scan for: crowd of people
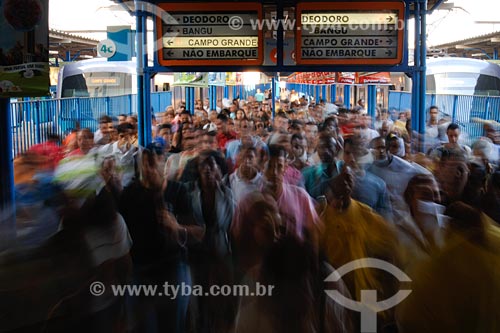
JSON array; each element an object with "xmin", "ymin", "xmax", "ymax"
[{"xmin": 2, "ymin": 92, "xmax": 500, "ymax": 333}]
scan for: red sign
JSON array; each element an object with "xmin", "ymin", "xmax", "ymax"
[{"xmin": 358, "ymin": 72, "xmax": 392, "ymax": 84}]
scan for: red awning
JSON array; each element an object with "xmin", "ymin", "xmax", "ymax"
[{"xmin": 357, "ymin": 72, "xmax": 391, "ymax": 84}]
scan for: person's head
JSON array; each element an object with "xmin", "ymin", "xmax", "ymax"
[
  {"xmin": 274, "ymin": 112, "xmax": 289, "ymax": 133},
  {"xmin": 312, "ymin": 105, "xmax": 325, "ymax": 123},
  {"xmin": 232, "ymin": 192, "xmax": 281, "ymax": 269},
  {"xmin": 323, "ymin": 116, "xmax": 339, "ymax": 137},
  {"xmin": 197, "ymin": 150, "xmax": 223, "ymax": 189},
  {"xmin": 386, "ymin": 133, "xmax": 402, "ymax": 157},
  {"xmin": 472, "ymin": 138, "xmax": 493, "ymax": 163},
  {"xmin": 216, "ymin": 113, "xmax": 229, "ymax": 133},
  {"xmin": 100, "ymin": 155, "xmax": 117, "ymax": 184},
  {"xmin": 77, "ymin": 128, "xmax": 94, "ymax": 154},
  {"xmin": 446, "ymin": 123, "xmax": 461, "ymax": 146},
  {"xmin": 357, "ymin": 99, "xmax": 365, "ymax": 108},
  {"xmin": 200, "ymin": 130, "xmax": 217, "ymax": 150},
  {"xmin": 304, "ymin": 122, "xmax": 318, "ymax": 148},
  {"xmin": 236, "ymin": 109, "xmax": 247, "ymax": 120},
  {"xmin": 164, "ymin": 108, "xmax": 175, "ymax": 124},
  {"xmin": 264, "ymin": 144, "xmax": 288, "ymax": 189},
  {"xmin": 126, "ymin": 115, "xmax": 138, "ymax": 128},
  {"xmin": 370, "ymin": 136, "xmax": 389, "ymax": 162},
  {"xmin": 288, "ymin": 119, "xmax": 304, "ymax": 135},
  {"xmin": 141, "ymin": 148, "xmax": 162, "ymax": 190},
  {"xmin": 118, "ymin": 114, "xmax": 128, "ymax": 125},
  {"xmin": 317, "ymin": 131, "xmax": 341, "ymax": 164},
  {"xmin": 254, "ymin": 118, "xmax": 266, "ymax": 134},
  {"xmin": 436, "ymin": 148, "xmax": 470, "ymax": 203},
  {"xmin": 429, "ymin": 106, "xmax": 439, "ymax": 124},
  {"xmin": 378, "ymin": 108, "xmax": 389, "ymax": 121},
  {"xmin": 180, "ymin": 110, "xmax": 192, "ymax": 125},
  {"xmin": 98, "ymin": 115, "xmax": 113, "ymax": 135},
  {"xmin": 328, "ymin": 166, "xmax": 354, "ymax": 210},
  {"xmin": 239, "ymin": 119, "xmax": 253, "ymax": 137},
  {"xmin": 181, "ymin": 125, "xmax": 196, "ymax": 150},
  {"xmin": 379, "ymin": 121, "xmax": 393, "ymax": 138},
  {"xmin": 484, "ymin": 123, "xmax": 500, "ymax": 145},
  {"xmin": 209, "ymin": 110, "xmax": 218, "ymax": 122},
  {"xmin": 404, "ymin": 174, "xmax": 441, "ymax": 218},
  {"xmin": 158, "ymin": 123, "xmax": 172, "ymax": 150},
  {"xmin": 291, "ymin": 133, "xmax": 307, "ymax": 161},
  {"xmin": 117, "ymin": 122, "xmax": 134, "ymax": 150},
  {"xmin": 342, "ymin": 137, "xmax": 358, "ymax": 169},
  {"xmin": 238, "ymin": 146, "xmax": 258, "ymax": 178}
]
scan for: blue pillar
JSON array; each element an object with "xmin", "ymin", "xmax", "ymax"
[
  {"xmin": 185, "ymin": 87, "xmax": 195, "ymax": 114},
  {"xmin": 367, "ymin": 85, "xmax": 377, "ymax": 120},
  {"xmin": 419, "ymin": 1, "xmax": 427, "ymax": 136},
  {"xmin": 494, "ymin": 47, "xmax": 498, "ymax": 60},
  {"xmin": 321, "ymin": 85, "xmax": 327, "ymax": 103},
  {"xmin": 411, "ymin": 0, "xmax": 427, "ymax": 136},
  {"xmin": 143, "ymin": 69, "xmax": 152, "ymax": 145},
  {"xmin": 135, "ymin": 1, "xmax": 146, "ymax": 147},
  {"xmin": 344, "ymin": 85, "xmax": 351, "ymax": 109},
  {"xmin": 209, "ymin": 85, "xmax": 217, "ymax": 111},
  {"xmin": 315, "ymin": 85, "xmax": 321, "ymax": 104},
  {"xmin": 330, "ymin": 84, "xmax": 336, "ymax": 103},
  {"xmin": 0, "ymin": 98, "xmax": 15, "ymax": 251},
  {"xmin": 224, "ymin": 86, "xmax": 229, "ymax": 99},
  {"xmin": 271, "ymin": 77, "xmax": 277, "ymax": 118}
]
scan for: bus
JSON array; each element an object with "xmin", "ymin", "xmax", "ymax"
[
  {"xmin": 426, "ymin": 57, "xmax": 500, "ymax": 96},
  {"xmin": 56, "ymin": 58, "xmax": 138, "ymax": 98},
  {"xmin": 56, "ymin": 58, "xmax": 173, "ymax": 98}
]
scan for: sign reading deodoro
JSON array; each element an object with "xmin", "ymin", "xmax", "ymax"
[{"xmin": 0, "ymin": 0, "xmax": 50, "ymax": 97}]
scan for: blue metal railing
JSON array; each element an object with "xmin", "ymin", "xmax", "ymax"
[
  {"xmin": 11, "ymin": 90, "xmax": 500, "ymax": 156},
  {"xmin": 10, "ymin": 92, "xmax": 172, "ymax": 156},
  {"xmin": 388, "ymin": 91, "xmax": 500, "ymax": 143}
]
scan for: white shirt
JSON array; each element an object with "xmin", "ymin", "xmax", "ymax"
[{"xmin": 229, "ymin": 170, "xmax": 264, "ymax": 203}]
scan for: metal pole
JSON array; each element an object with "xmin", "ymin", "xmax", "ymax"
[
  {"xmin": 411, "ymin": 0, "xmax": 422, "ymax": 135},
  {"xmin": 344, "ymin": 85, "xmax": 351, "ymax": 109},
  {"xmin": 419, "ymin": 0, "xmax": 428, "ymax": 135},
  {"xmin": 135, "ymin": 0, "xmax": 146, "ymax": 146},
  {"xmin": 271, "ymin": 76, "xmax": 277, "ymax": 118},
  {"xmin": 142, "ymin": 12, "xmax": 152, "ymax": 145},
  {"xmin": 367, "ymin": 85, "xmax": 377, "ymax": 119},
  {"xmin": 0, "ymin": 98, "xmax": 15, "ymax": 251}
]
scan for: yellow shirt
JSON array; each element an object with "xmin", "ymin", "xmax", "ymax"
[{"xmin": 321, "ymin": 200, "xmax": 401, "ymax": 304}]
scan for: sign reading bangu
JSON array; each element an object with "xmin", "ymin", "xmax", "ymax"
[
  {"xmin": 157, "ymin": 2, "xmax": 263, "ymax": 66},
  {"xmin": 296, "ymin": 1, "xmax": 406, "ymax": 66}
]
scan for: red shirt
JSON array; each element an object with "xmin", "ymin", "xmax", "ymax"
[
  {"xmin": 27, "ymin": 141, "xmax": 63, "ymax": 170},
  {"xmin": 216, "ymin": 131, "xmax": 237, "ymax": 151}
]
